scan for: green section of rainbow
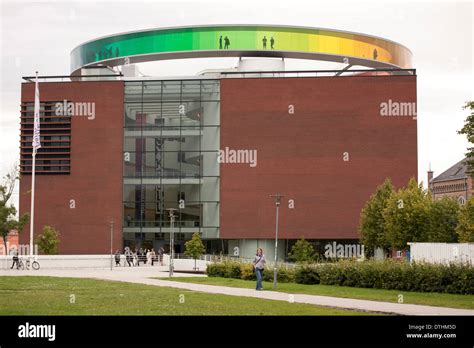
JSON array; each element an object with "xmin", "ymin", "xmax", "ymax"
[{"xmin": 71, "ymin": 25, "xmax": 412, "ymax": 73}]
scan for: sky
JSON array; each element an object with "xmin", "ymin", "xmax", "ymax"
[{"xmin": 0, "ymin": 0, "xmax": 473, "ymax": 209}]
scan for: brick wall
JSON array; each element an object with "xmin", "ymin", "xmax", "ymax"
[
  {"xmin": 220, "ymin": 75, "xmax": 417, "ymax": 239},
  {"xmin": 19, "ymin": 81, "xmax": 124, "ymax": 254}
]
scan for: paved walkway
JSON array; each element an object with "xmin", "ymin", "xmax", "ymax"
[{"xmin": 1, "ymin": 267, "xmax": 473, "ymax": 316}]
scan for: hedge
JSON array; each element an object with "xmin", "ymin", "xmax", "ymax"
[
  {"xmin": 205, "ymin": 259, "xmax": 474, "ymax": 295},
  {"xmin": 303, "ymin": 260, "xmax": 474, "ymax": 294},
  {"xmin": 205, "ymin": 260, "xmax": 294, "ymax": 282}
]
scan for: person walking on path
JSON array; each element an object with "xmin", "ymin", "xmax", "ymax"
[
  {"xmin": 114, "ymin": 250, "xmax": 121, "ymax": 267},
  {"xmin": 125, "ymin": 248, "xmax": 133, "ymax": 267},
  {"xmin": 146, "ymin": 249, "xmax": 152, "ymax": 265},
  {"xmin": 252, "ymin": 248, "xmax": 266, "ymax": 291},
  {"xmin": 141, "ymin": 248, "xmax": 147, "ymax": 264},
  {"xmin": 158, "ymin": 247, "xmax": 164, "ymax": 266},
  {"xmin": 150, "ymin": 249, "xmax": 156, "ymax": 266},
  {"xmin": 133, "ymin": 249, "xmax": 139, "ymax": 267},
  {"xmin": 10, "ymin": 248, "xmax": 19, "ymax": 270}
]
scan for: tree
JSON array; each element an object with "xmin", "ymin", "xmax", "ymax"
[
  {"xmin": 457, "ymin": 101, "xmax": 474, "ymax": 175},
  {"xmin": 0, "ymin": 165, "xmax": 29, "ymax": 253},
  {"xmin": 184, "ymin": 232, "xmax": 205, "ymax": 270},
  {"xmin": 427, "ymin": 197, "xmax": 459, "ymax": 242},
  {"xmin": 288, "ymin": 238, "xmax": 315, "ymax": 263},
  {"xmin": 383, "ymin": 178, "xmax": 431, "ymax": 250},
  {"xmin": 36, "ymin": 225, "xmax": 60, "ymax": 255},
  {"xmin": 456, "ymin": 197, "xmax": 474, "ymax": 242},
  {"xmin": 359, "ymin": 178, "xmax": 394, "ymax": 255}
]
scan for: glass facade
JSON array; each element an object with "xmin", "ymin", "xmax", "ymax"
[{"xmin": 123, "ymin": 79, "xmax": 220, "ymax": 251}]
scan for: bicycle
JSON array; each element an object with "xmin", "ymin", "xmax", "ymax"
[{"xmin": 17, "ymin": 258, "xmax": 40, "ymax": 270}]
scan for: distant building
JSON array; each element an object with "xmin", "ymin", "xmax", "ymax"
[
  {"xmin": 0, "ymin": 230, "xmax": 19, "ymax": 255},
  {"xmin": 428, "ymin": 158, "xmax": 473, "ymax": 204}
]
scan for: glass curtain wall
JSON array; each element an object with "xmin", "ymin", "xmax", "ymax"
[{"xmin": 123, "ymin": 79, "xmax": 220, "ymax": 251}]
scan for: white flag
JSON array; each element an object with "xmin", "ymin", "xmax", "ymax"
[{"xmin": 32, "ymin": 75, "xmax": 41, "ymax": 153}]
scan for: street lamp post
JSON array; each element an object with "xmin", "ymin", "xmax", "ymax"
[
  {"xmin": 109, "ymin": 220, "xmax": 114, "ymax": 271},
  {"xmin": 166, "ymin": 208, "xmax": 177, "ymax": 277},
  {"xmin": 270, "ymin": 194, "xmax": 283, "ymax": 290}
]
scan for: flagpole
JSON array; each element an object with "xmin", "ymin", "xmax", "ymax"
[
  {"xmin": 29, "ymin": 71, "xmax": 39, "ymax": 260},
  {"xmin": 29, "ymin": 148, "xmax": 36, "ymax": 259}
]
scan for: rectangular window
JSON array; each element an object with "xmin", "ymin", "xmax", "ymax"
[
  {"xmin": 123, "ymin": 80, "xmax": 220, "ymax": 238},
  {"xmin": 20, "ymin": 101, "xmax": 71, "ymax": 175}
]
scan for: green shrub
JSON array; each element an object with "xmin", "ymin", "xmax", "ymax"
[
  {"xmin": 208, "ymin": 261, "xmax": 296, "ymax": 283},
  {"xmin": 262, "ymin": 268, "xmax": 272, "ymax": 282},
  {"xmin": 294, "ymin": 259, "xmax": 474, "ymax": 295},
  {"xmin": 295, "ymin": 265, "xmax": 320, "ymax": 284},
  {"xmin": 318, "ymin": 263, "xmax": 340, "ymax": 285},
  {"xmin": 206, "ymin": 259, "xmax": 474, "ymax": 294},
  {"xmin": 357, "ymin": 261, "xmax": 378, "ymax": 288},
  {"xmin": 223, "ymin": 261, "xmax": 242, "ymax": 278},
  {"xmin": 240, "ymin": 263, "xmax": 256, "ymax": 281},
  {"xmin": 266, "ymin": 268, "xmax": 294, "ymax": 282},
  {"xmin": 206, "ymin": 262, "xmax": 226, "ymax": 277},
  {"xmin": 260, "ymin": 266, "xmax": 295, "ymax": 283}
]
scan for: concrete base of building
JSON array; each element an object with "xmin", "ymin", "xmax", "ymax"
[{"xmin": 0, "ymin": 255, "xmax": 210, "ymax": 271}]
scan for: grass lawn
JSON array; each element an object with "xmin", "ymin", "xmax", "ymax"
[
  {"xmin": 159, "ymin": 277, "xmax": 474, "ymax": 310},
  {"xmin": 0, "ymin": 276, "xmax": 373, "ymax": 315}
]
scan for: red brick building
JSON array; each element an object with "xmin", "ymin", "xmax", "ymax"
[
  {"xmin": 19, "ymin": 71, "xmax": 417, "ymax": 258},
  {"xmin": 428, "ymin": 158, "xmax": 473, "ymax": 204}
]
